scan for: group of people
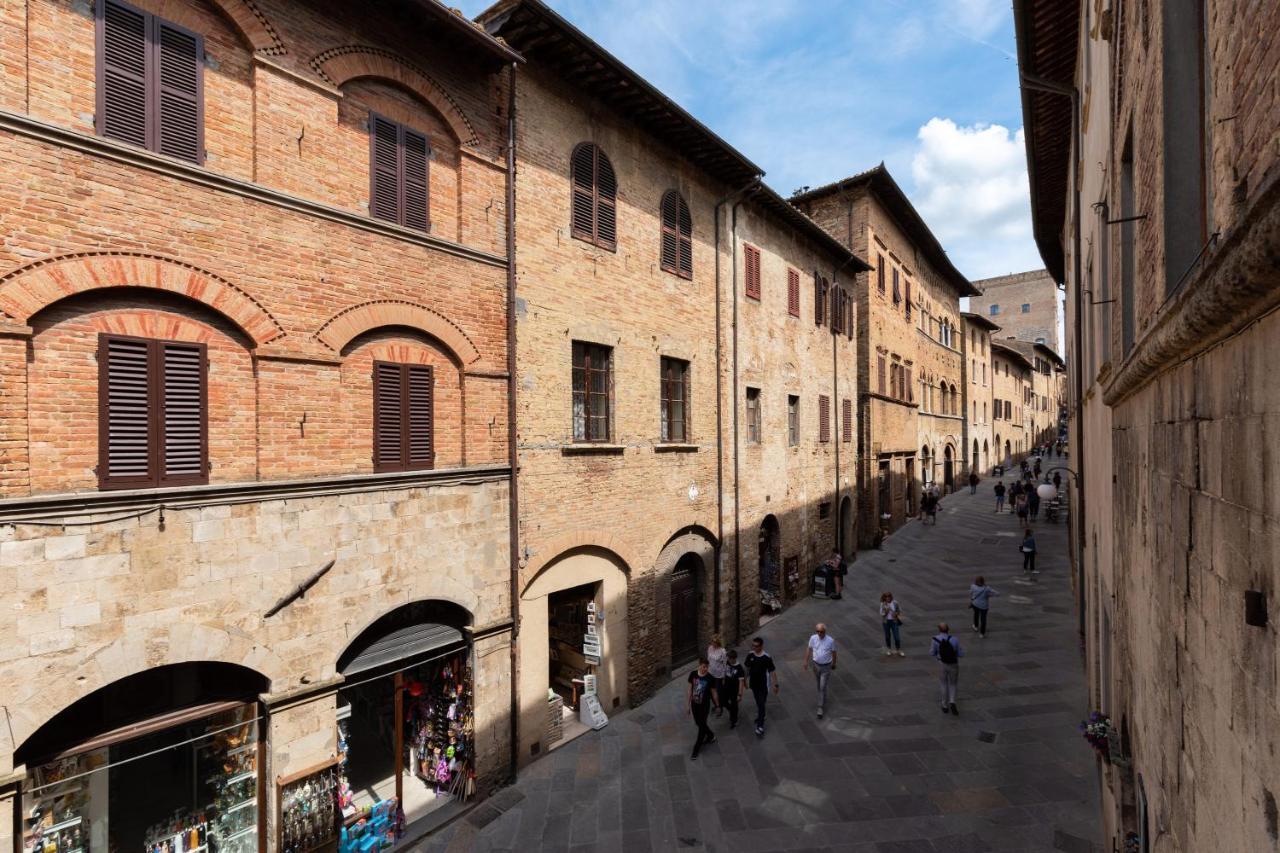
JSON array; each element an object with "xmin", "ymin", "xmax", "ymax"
[
  {"xmin": 686, "ymin": 634, "xmax": 779, "ymax": 759},
  {"xmin": 919, "ymin": 482, "xmax": 942, "ymax": 524}
]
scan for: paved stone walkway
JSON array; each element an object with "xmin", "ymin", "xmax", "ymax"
[{"xmin": 422, "ymin": 473, "xmax": 1101, "ymax": 852}]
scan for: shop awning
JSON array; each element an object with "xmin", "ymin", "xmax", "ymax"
[{"xmin": 339, "ymin": 623, "xmax": 466, "ymax": 676}]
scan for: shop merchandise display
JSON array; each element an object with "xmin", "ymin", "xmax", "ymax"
[
  {"xmin": 279, "ymin": 765, "xmax": 340, "ymax": 853},
  {"xmin": 337, "ymin": 799, "xmax": 401, "ymax": 853},
  {"xmin": 334, "ymin": 719, "xmax": 356, "ymax": 820},
  {"xmin": 23, "ymin": 754, "xmax": 95, "ymax": 853},
  {"xmin": 403, "ymin": 656, "xmax": 476, "ymax": 801}
]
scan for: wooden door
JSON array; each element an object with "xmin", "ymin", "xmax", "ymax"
[{"xmin": 671, "ymin": 564, "xmax": 697, "ymax": 663}]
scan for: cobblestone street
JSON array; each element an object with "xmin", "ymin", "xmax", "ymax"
[{"xmin": 422, "ymin": 475, "xmax": 1101, "ymax": 853}]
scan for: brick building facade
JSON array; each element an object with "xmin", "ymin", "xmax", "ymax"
[
  {"xmin": 1018, "ymin": 0, "xmax": 1280, "ymax": 848},
  {"xmin": 961, "ymin": 312, "xmax": 998, "ymax": 476},
  {"xmin": 0, "ymin": 0, "xmax": 520, "ymax": 848},
  {"xmin": 973, "ymin": 268, "xmax": 1062, "ymax": 355},
  {"xmin": 791, "ymin": 167, "xmax": 978, "ymax": 545}
]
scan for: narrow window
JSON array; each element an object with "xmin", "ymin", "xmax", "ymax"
[
  {"xmin": 892, "ymin": 268, "xmax": 901, "ymax": 305},
  {"xmin": 572, "ymin": 342, "xmax": 612, "ymax": 441},
  {"xmin": 1021, "ymin": 303, "xmax": 1031, "ymax": 313},
  {"xmin": 746, "ymin": 387, "xmax": 761, "ymax": 444},
  {"xmin": 787, "ymin": 268, "xmax": 800, "ymax": 316},
  {"xmin": 570, "ymin": 143, "xmax": 617, "ymax": 250},
  {"xmin": 97, "ymin": 0, "xmax": 204, "ymax": 163},
  {"xmin": 1162, "ymin": 0, "xmax": 1210, "ymax": 295},
  {"xmin": 788, "ymin": 395, "xmax": 799, "ymax": 446},
  {"xmin": 989, "ymin": 304, "xmax": 1000, "ymax": 316},
  {"xmin": 818, "ymin": 395, "xmax": 830, "ymax": 443},
  {"xmin": 370, "ymin": 114, "xmax": 430, "ymax": 231},
  {"xmin": 373, "ymin": 361, "xmax": 435, "ymax": 472},
  {"xmin": 904, "ymin": 279, "xmax": 912, "ymax": 320},
  {"xmin": 1120, "ymin": 128, "xmax": 1136, "ymax": 354},
  {"xmin": 744, "ymin": 244, "xmax": 761, "ymax": 300},
  {"xmin": 905, "ymin": 368, "xmax": 913, "ymax": 403},
  {"xmin": 877, "ymin": 356, "xmax": 886, "ymax": 395},
  {"xmin": 842, "ymin": 398, "xmax": 852, "ymax": 442},
  {"xmin": 659, "ymin": 356, "xmax": 690, "ymax": 442},
  {"xmin": 877, "ymin": 254, "xmax": 886, "ymax": 294},
  {"xmin": 660, "ymin": 191, "xmax": 693, "ymax": 278},
  {"xmin": 98, "ymin": 334, "xmax": 207, "ymax": 490},
  {"xmin": 814, "ymin": 273, "xmax": 829, "ymax": 326}
]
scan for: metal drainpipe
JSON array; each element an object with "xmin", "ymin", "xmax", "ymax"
[
  {"xmin": 731, "ymin": 184, "xmax": 761, "ymax": 642},
  {"xmin": 1021, "ymin": 71, "xmax": 1087, "ymax": 639},
  {"xmin": 713, "ymin": 178, "xmax": 762, "ymax": 641},
  {"xmin": 503, "ymin": 60, "xmax": 520, "ymax": 780}
]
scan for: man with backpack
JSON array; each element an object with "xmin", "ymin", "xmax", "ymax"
[{"xmin": 930, "ymin": 622, "xmax": 964, "ymax": 715}]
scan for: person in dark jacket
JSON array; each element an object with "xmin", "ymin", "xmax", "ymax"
[
  {"xmin": 994, "ymin": 481, "xmax": 1006, "ymax": 513},
  {"xmin": 930, "ymin": 623, "xmax": 964, "ymax": 715},
  {"xmin": 1028, "ymin": 486, "xmax": 1041, "ymax": 521},
  {"xmin": 1020, "ymin": 528, "xmax": 1038, "ymax": 575},
  {"xmin": 968, "ymin": 472, "xmax": 979, "ymax": 495}
]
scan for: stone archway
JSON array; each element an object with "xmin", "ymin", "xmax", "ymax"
[
  {"xmin": 314, "ymin": 299, "xmax": 481, "ymax": 365},
  {"xmin": 653, "ymin": 527, "xmax": 716, "ymax": 669}
]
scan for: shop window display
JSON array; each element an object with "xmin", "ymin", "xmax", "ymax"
[{"xmin": 22, "ymin": 705, "xmax": 259, "ymax": 853}]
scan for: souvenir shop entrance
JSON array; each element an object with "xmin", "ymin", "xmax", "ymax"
[
  {"xmin": 334, "ymin": 601, "xmax": 475, "ymax": 846},
  {"xmin": 15, "ymin": 663, "xmax": 266, "ymax": 853}
]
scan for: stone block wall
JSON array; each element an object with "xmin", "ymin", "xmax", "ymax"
[{"xmin": 972, "ymin": 270, "xmax": 1060, "ymax": 354}]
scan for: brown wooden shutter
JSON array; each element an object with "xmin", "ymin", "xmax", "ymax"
[
  {"xmin": 98, "ymin": 0, "xmax": 150, "ymax": 150},
  {"xmin": 155, "ymin": 19, "xmax": 203, "ymax": 162},
  {"xmin": 845, "ymin": 293, "xmax": 854, "ymax": 340},
  {"xmin": 99, "ymin": 335, "xmax": 153, "ymax": 488},
  {"xmin": 677, "ymin": 195, "xmax": 692, "ymax": 278},
  {"xmin": 787, "ymin": 268, "xmax": 800, "ymax": 316},
  {"xmin": 660, "ymin": 191, "xmax": 678, "ymax": 273},
  {"xmin": 744, "ymin": 244, "xmax": 761, "ymax": 299},
  {"xmin": 595, "ymin": 149, "xmax": 617, "ymax": 249},
  {"xmin": 158, "ymin": 340, "xmax": 207, "ymax": 484},
  {"xmin": 571, "ymin": 144, "xmax": 596, "ymax": 241},
  {"xmin": 904, "ymin": 279, "xmax": 912, "ymax": 319},
  {"xmin": 905, "ymin": 367, "xmax": 913, "ymax": 404},
  {"xmin": 819, "ymin": 395, "xmax": 830, "ymax": 442},
  {"xmin": 877, "ymin": 356, "xmax": 886, "ymax": 395},
  {"xmin": 405, "ymin": 364, "xmax": 434, "ymax": 468},
  {"xmin": 829, "ymin": 279, "xmax": 839, "ymax": 334},
  {"xmin": 842, "ymin": 398, "xmax": 853, "ymax": 442},
  {"xmin": 370, "ymin": 116, "xmax": 401, "ymax": 224},
  {"xmin": 373, "ymin": 361, "xmax": 404, "ymax": 471},
  {"xmin": 877, "ymin": 254, "xmax": 886, "ymax": 293},
  {"xmin": 402, "ymin": 128, "xmax": 430, "ymax": 231}
]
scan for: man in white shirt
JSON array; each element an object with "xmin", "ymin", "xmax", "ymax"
[{"xmin": 802, "ymin": 622, "xmax": 837, "ymax": 718}]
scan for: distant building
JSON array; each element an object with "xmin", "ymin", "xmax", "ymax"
[{"xmin": 972, "ymin": 269, "xmax": 1061, "ymax": 355}]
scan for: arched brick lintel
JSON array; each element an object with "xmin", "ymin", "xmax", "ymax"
[
  {"xmin": 521, "ymin": 530, "xmax": 639, "ymax": 598},
  {"xmin": 315, "ymin": 299, "xmax": 481, "ymax": 366},
  {"xmin": 312, "ymin": 46, "xmax": 478, "ymax": 145},
  {"xmin": 0, "ymin": 253, "xmax": 285, "ymax": 346},
  {"xmin": 152, "ymin": 0, "xmax": 286, "ymax": 55}
]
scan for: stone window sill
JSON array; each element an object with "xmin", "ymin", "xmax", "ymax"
[
  {"xmin": 654, "ymin": 443, "xmax": 699, "ymax": 453},
  {"xmin": 561, "ymin": 443, "xmax": 626, "ymax": 456}
]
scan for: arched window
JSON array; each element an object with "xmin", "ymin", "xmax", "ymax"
[
  {"xmin": 570, "ymin": 143, "xmax": 617, "ymax": 250},
  {"xmin": 660, "ymin": 191, "xmax": 693, "ymax": 278},
  {"xmin": 951, "ymin": 384, "xmax": 959, "ymax": 415}
]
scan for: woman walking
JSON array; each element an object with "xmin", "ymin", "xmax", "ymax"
[
  {"xmin": 969, "ymin": 576, "xmax": 999, "ymax": 637},
  {"xmin": 879, "ymin": 592, "xmax": 905, "ymax": 656},
  {"xmin": 1020, "ymin": 528, "xmax": 1038, "ymax": 575},
  {"xmin": 1014, "ymin": 492, "xmax": 1029, "ymax": 525},
  {"xmin": 707, "ymin": 635, "xmax": 729, "ymax": 717}
]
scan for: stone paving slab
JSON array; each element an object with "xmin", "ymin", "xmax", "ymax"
[{"xmin": 418, "ymin": 473, "xmax": 1101, "ymax": 852}]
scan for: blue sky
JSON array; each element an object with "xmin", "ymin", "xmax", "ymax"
[{"xmin": 458, "ymin": 0, "xmax": 1045, "ymax": 282}]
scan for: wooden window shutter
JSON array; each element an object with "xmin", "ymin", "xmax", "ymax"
[
  {"xmin": 660, "ymin": 191, "xmax": 678, "ymax": 273},
  {"xmin": 374, "ymin": 361, "xmax": 434, "ymax": 472},
  {"xmin": 155, "ymin": 19, "xmax": 203, "ymax": 162},
  {"xmin": 405, "ymin": 364, "xmax": 434, "ymax": 467},
  {"xmin": 744, "ymin": 244, "xmax": 761, "ymax": 299},
  {"xmin": 595, "ymin": 149, "xmax": 617, "ymax": 249},
  {"xmin": 402, "ymin": 128, "xmax": 430, "ymax": 231},
  {"xmin": 571, "ymin": 144, "xmax": 616, "ymax": 249},
  {"xmin": 677, "ymin": 195, "xmax": 692, "ymax": 278},
  {"xmin": 845, "ymin": 293, "xmax": 854, "ymax": 340},
  {"xmin": 842, "ymin": 398, "xmax": 853, "ymax": 442},
  {"xmin": 905, "ymin": 367, "xmax": 913, "ymax": 403},
  {"xmin": 877, "ymin": 356, "xmax": 886, "ymax": 395},
  {"xmin": 814, "ymin": 272, "xmax": 827, "ymax": 326},
  {"xmin": 370, "ymin": 116, "xmax": 401, "ymax": 224},
  {"xmin": 158, "ymin": 340, "xmax": 207, "ymax": 484},
  {"xmin": 98, "ymin": 1, "xmax": 150, "ymax": 150},
  {"xmin": 904, "ymin": 279, "xmax": 912, "ymax": 319},
  {"xmin": 787, "ymin": 268, "xmax": 800, "ymax": 317},
  {"xmin": 373, "ymin": 361, "xmax": 404, "ymax": 471},
  {"xmin": 829, "ymin": 279, "xmax": 839, "ymax": 334},
  {"xmin": 877, "ymin": 254, "xmax": 886, "ymax": 293},
  {"xmin": 818, "ymin": 395, "xmax": 830, "ymax": 443}
]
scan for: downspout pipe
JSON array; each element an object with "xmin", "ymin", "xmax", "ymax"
[
  {"xmin": 1021, "ymin": 71, "xmax": 1087, "ymax": 639},
  {"xmin": 713, "ymin": 177, "xmax": 762, "ymax": 640},
  {"xmin": 503, "ymin": 60, "xmax": 520, "ymax": 780}
]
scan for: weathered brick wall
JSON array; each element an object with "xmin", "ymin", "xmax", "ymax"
[
  {"xmin": 961, "ymin": 321, "xmax": 995, "ymax": 475},
  {"xmin": 972, "ymin": 270, "xmax": 1060, "ymax": 354},
  {"xmin": 991, "ymin": 351, "xmax": 1026, "ymax": 462}
]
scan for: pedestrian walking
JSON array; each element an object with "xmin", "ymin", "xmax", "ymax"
[
  {"xmin": 969, "ymin": 575, "xmax": 999, "ymax": 637},
  {"xmin": 930, "ymin": 623, "xmax": 963, "ymax": 715},
  {"xmin": 721, "ymin": 649, "xmax": 745, "ymax": 729},
  {"xmin": 825, "ymin": 549, "xmax": 847, "ymax": 600},
  {"xmin": 968, "ymin": 471, "xmax": 979, "ymax": 495},
  {"xmin": 1028, "ymin": 486, "xmax": 1041, "ymax": 521},
  {"xmin": 1021, "ymin": 528, "xmax": 1038, "ymax": 575},
  {"xmin": 879, "ymin": 591, "xmax": 904, "ymax": 656},
  {"xmin": 1015, "ymin": 492, "xmax": 1028, "ymax": 524},
  {"xmin": 993, "ymin": 481, "xmax": 1006, "ymax": 513},
  {"xmin": 1033, "ymin": 457, "xmax": 1042, "ymax": 478},
  {"xmin": 706, "ymin": 635, "xmax": 728, "ymax": 717},
  {"xmin": 803, "ymin": 622, "xmax": 837, "ymax": 719},
  {"xmin": 743, "ymin": 636, "xmax": 778, "ymax": 736},
  {"xmin": 921, "ymin": 491, "xmax": 938, "ymax": 525},
  {"xmin": 1053, "ymin": 471, "xmax": 1062, "ymax": 490},
  {"xmin": 686, "ymin": 657, "xmax": 719, "ymax": 760}
]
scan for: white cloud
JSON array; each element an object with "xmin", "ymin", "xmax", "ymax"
[{"xmin": 910, "ymin": 118, "xmax": 1043, "ymax": 280}]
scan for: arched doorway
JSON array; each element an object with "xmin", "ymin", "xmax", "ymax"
[
  {"xmin": 670, "ymin": 553, "xmax": 701, "ymax": 664},
  {"xmin": 336, "ymin": 599, "xmax": 473, "ymax": 828},
  {"xmin": 16, "ymin": 663, "xmax": 269, "ymax": 853},
  {"xmin": 983, "ymin": 439, "xmax": 990, "ymax": 472},
  {"xmin": 972, "ymin": 439, "xmax": 979, "ymax": 475},
  {"xmin": 920, "ymin": 445, "xmax": 932, "ymax": 484},
  {"xmin": 944, "ymin": 445, "xmax": 955, "ymax": 491},
  {"xmin": 758, "ymin": 515, "xmax": 781, "ymax": 614},
  {"xmin": 839, "ymin": 496, "xmax": 855, "ymax": 559},
  {"xmin": 1005, "ymin": 438, "xmax": 1012, "ymax": 461}
]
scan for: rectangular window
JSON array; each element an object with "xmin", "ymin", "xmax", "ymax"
[
  {"xmin": 98, "ymin": 334, "xmax": 207, "ymax": 489},
  {"xmin": 877, "ymin": 356, "xmax": 886, "ymax": 395},
  {"xmin": 787, "ymin": 267, "xmax": 800, "ymax": 317},
  {"xmin": 1121, "ymin": 128, "xmax": 1137, "ymax": 354},
  {"xmin": 818, "ymin": 501, "xmax": 831, "ymax": 519},
  {"xmin": 97, "ymin": 0, "xmax": 204, "ymax": 163},
  {"xmin": 788, "ymin": 395, "xmax": 799, "ymax": 446},
  {"xmin": 904, "ymin": 279, "xmax": 912, "ymax": 320},
  {"xmin": 815, "ymin": 273, "xmax": 829, "ymax": 326},
  {"xmin": 818, "ymin": 395, "xmax": 830, "ymax": 443},
  {"xmin": 904, "ymin": 368, "xmax": 912, "ymax": 403},
  {"xmin": 370, "ymin": 114, "xmax": 430, "ymax": 231},
  {"xmin": 373, "ymin": 361, "xmax": 435, "ymax": 472},
  {"xmin": 842, "ymin": 398, "xmax": 852, "ymax": 442},
  {"xmin": 659, "ymin": 357, "xmax": 690, "ymax": 443},
  {"xmin": 877, "ymin": 254, "xmax": 886, "ymax": 294},
  {"xmin": 891, "ymin": 268, "xmax": 901, "ymax": 304},
  {"xmin": 572, "ymin": 342, "xmax": 612, "ymax": 441},
  {"xmin": 1021, "ymin": 303, "xmax": 1031, "ymax": 313},
  {"xmin": 744, "ymin": 244, "xmax": 761, "ymax": 300},
  {"xmin": 989, "ymin": 304, "xmax": 1000, "ymax": 316},
  {"xmin": 1162, "ymin": 0, "xmax": 1210, "ymax": 296},
  {"xmin": 746, "ymin": 387, "xmax": 761, "ymax": 444}
]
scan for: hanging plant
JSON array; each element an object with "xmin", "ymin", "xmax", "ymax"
[{"xmin": 1079, "ymin": 711, "xmax": 1114, "ymax": 760}]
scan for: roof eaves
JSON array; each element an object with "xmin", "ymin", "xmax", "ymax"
[
  {"xmin": 755, "ymin": 184, "xmax": 871, "ymax": 273},
  {"xmin": 413, "ymin": 0, "xmax": 524, "ymax": 63},
  {"xmin": 991, "ymin": 339, "xmax": 1034, "ymax": 370},
  {"xmin": 961, "ymin": 311, "xmax": 1002, "ymax": 331}
]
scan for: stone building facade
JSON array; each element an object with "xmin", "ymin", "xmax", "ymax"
[
  {"xmin": 1018, "ymin": 0, "xmax": 1280, "ymax": 848},
  {"xmin": 0, "ymin": 0, "xmax": 519, "ymax": 848},
  {"xmin": 973, "ymin": 268, "xmax": 1061, "ymax": 355},
  {"xmin": 480, "ymin": 0, "xmax": 865, "ymax": 762},
  {"xmin": 791, "ymin": 166, "xmax": 978, "ymax": 544},
  {"xmin": 990, "ymin": 340, "xmax": 1031, "ymax": 464},
  {"xmin": 961, "ymin": 313, "xmax": 999, "ymax": 476}
]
